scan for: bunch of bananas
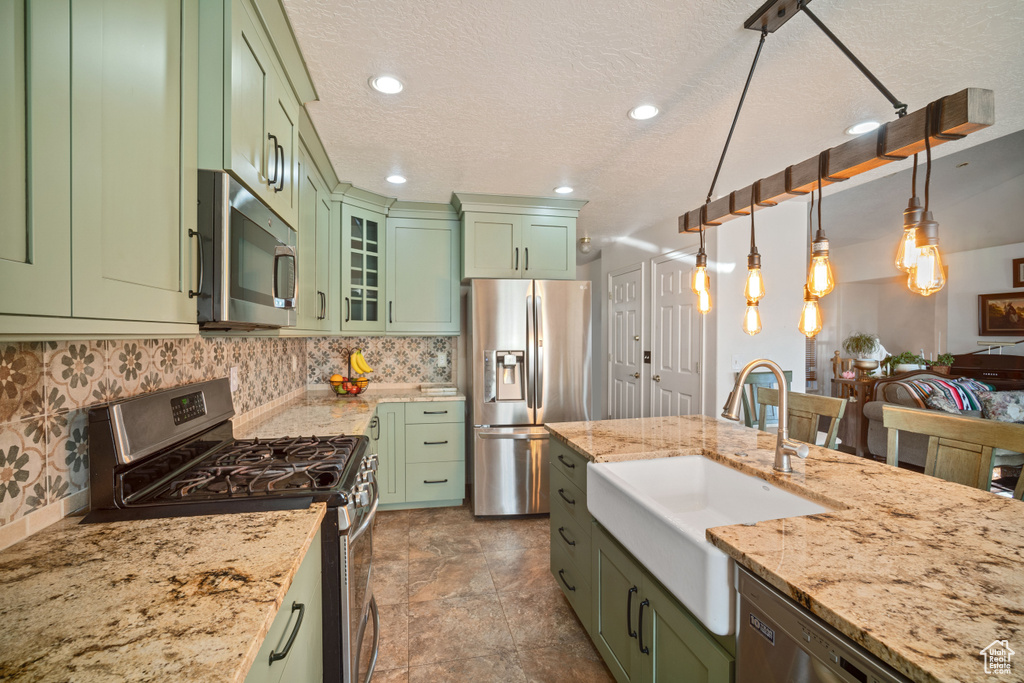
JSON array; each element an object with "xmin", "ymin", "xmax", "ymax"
[{"xmin": 350, "ymin": 348, "xmax": 374, "ymax": 374}]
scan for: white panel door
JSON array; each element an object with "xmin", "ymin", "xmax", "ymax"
[
  {"xmin": 651, "ymin": 250, "xmax": 702, "ymax": 417},
  {"xmin": 607, "ymin": 263, "xmax": 644, "ymax": 419}
]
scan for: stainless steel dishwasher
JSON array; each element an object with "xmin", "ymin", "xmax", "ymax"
[{"xmin": 737, "ymin": 567, "xmax": 911, "ymax": 683}]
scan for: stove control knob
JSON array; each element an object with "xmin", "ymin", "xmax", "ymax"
[
  {"xmin": 355, "ymin": 485, "xmax": 371, "ymax": 507},
  {"xmin": 365, "ymin": 455, "xmax": 379, "ymax": 473}
]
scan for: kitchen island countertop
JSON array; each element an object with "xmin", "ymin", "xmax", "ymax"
[
  {"xmin": 546, "ymin": 415, "xmax": 1024, "ymax": 683},
  {"xmin": 0, "ymin": 503, "xmax": 326, "ymax": 682}
]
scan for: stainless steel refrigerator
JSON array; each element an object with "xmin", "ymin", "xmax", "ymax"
[{"xmin": 469, "ymin": 279, "xmax": 592, "ymax": 516}]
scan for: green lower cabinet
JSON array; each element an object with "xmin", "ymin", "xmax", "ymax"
[
  {"xmin": 592, "ymin": 522, "xmax": 735, "ymax": 683},
  {"xmin": 246, "ymin": 531, "xmax": 322, "ymax": 683},
  {"xmin": 376, "ymin": 404, "xmax": 407, "ymax": 505},
  {"xmin": 375, "ymin": 401, "xmax": 466, "ymax": 509}
]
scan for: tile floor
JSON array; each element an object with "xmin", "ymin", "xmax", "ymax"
[{"xmin": 369, "ymin": 504, "xmax": 615, "ymax": 682}]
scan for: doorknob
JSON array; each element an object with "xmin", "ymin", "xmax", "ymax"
[
  {"xmin": 634, "ymin": 335, "xmax": 640, "ymax": 341},
  {"xmin": 633, "ymin": 372, "xmax": 640, "ymax": 379},
  {"xmin": 652, "ymin": 375, "xmax": 661, "ymax": 382}
]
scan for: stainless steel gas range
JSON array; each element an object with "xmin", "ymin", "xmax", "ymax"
[{"xmin": 84, "ymin": 378, "xmax": 378, "ymax": 683}]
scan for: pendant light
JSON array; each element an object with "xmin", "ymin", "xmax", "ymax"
[
  {"xmin": 693, "ymin": 204, "xmax": 712, "ymax": 314},
  {"xmin": 741, "ymin": 185, "xmax": 763, "ymax": 335},
  {"xmin": 806, "ymin": 152, "xmax": 835, "ymax": 297},
  {"xmin": 798, "ymin": 286, "xmax": 823, "ymax": 337},
  {"xmin": 908, "ymin": 103, "xmax": 946, "ymax": 296},
  {"xmin": 744, "ymin": 185, "xmax": 765, "ymax": 302},
  {"xmin": 799, "ymin": 191, "xmax": 823, "ymax": 338},
  {"xmin": 894, "ymin": 154, "xmax": 924, "ymax": 273}
]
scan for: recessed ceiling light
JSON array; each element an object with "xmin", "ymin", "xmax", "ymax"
[
  {"xmin": 386, "ymin": 175, "xmax": 406, "ymax": 184},
  {"xmin": 845, "ymin": 121, "xmax": 880, "ymax": 135},
  {"xmin": 370, "ymin": 76, "xmax": 403, "ymax": 94},
  {"xmin": 628, "ymin": 104, "xmax": 659, "ymax": 121},
  {"xmin": 554, "ymin": 186, "xmax": 574, "ymax": 194}
]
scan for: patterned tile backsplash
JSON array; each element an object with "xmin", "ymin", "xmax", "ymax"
[
  {"xmin": 0, "ymin": 334, "xmax": 456, "ymax": 546},
  {"xmin": 306, "ymin": 336, "xmax": 455, "ymax": 385},
  {"xmin": 0, "ymin": 337, "xmax": 306, "ymax": 536}
]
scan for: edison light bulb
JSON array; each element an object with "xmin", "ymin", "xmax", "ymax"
[
  {"xmin": 742, "ymin": 301, "xmax": 761, "ymax": 336},
  {"xmin": 697, "ymin": 288, "xmax": 711, "ymax": 314},
  {"xmin": 744, "ymin": 266, "xmax": 765, "ymax": 302},
  {"xmin": 690, "ymin": 264, "xmax": 709, "ymax": 295},
  {"xmin": 895, "ymin": 228, "xmax": 919, "ymax": 273},
  {"xmin": 798, "ymin": 289, "xmax": 823, "ymax": 338},
  {"xmin": 909, "ymin": 244, "xmax": 945, "ymax": 296},
  {"xmin": 908, "ymin": 214, "xmax": 945, "ymax": 296},
  {"xmin": 806, "ymin": 254, "xmax": 834, "ymax": 297}
]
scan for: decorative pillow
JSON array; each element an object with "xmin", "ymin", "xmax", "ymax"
[
  {"xmin": 925, "ymin": 392, "xmax": 962, "ymax": 414},
  {"xmin": 904, "ymin": 377, "xmax": 994, "ymax": 411},
  {"xmin": 978, "ymin": 390, "xmax": 1024, "ymax": 424}
]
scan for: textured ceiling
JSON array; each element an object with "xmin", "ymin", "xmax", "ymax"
[{"xmin": 283, "ymin": 0, "xmax": 1024, "ymax": 249}]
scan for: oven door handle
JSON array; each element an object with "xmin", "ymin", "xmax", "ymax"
[
  {"xmin": 351, "ymin": 490, "xmax": 378, "ymax": 543},
  {"xmin": 363, "ymin": 596, "xmax": 380, "ymax": 683}
]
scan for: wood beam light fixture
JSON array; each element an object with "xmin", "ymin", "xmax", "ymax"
[{"xmin": 679, "ymin": 88, "xmax": 994, "ymax": 234}]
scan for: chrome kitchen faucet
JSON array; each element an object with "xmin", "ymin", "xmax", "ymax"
[{"xmin": 721, "ymin": 359, "xmax": 809, "ymax": 473}]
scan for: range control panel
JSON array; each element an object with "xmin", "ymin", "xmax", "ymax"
[{"xmin": 171, "ymin": 391, "xmax": 207, "ymax": 426}]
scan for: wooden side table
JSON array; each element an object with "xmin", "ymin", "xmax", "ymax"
[{"xmin": 831, "ymin": 377, "xmax": 880, "ymax": 458}]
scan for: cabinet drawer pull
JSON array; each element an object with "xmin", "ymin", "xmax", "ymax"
[
  {"xmin": 514, "ymin": 247, "xmax": 519, "ymax": 271},
  {"xmin": 188, "ymin": 229, "xmax": 204, "ymax": 299},
  {"xmin": 423, "ymin": 479, "xmax": 448, "ymax": 484},
  {"xmin": 525, "ymin": 246, "xmax": 529, "ymax": 271},
  {"xmin": 558, "ymin": 568, "xmax": 576, "ymax": 592},
  {"xmin": 556, "ymin": 453, "xmax": 575, "ymax": 469},
  {"xmin": 345, "ymin": 297, "xmax": 351, "ymax": 322},
  {"xmin": 269, "ymin": 601, "xmax": 305, "ymax": 664},
  {"xmin": 627, "ymin": 586, "xmax": 638, "ymax": 639},
  {"xmin": 638, "ymin": 599, "xmax": 650, "ymax": 655},
  {"xmin": 557, "ymin": 488, "xmax": 575, "ymax": 506},
  {"xmin": 423, "ymin": 410, "xmax": 448, "ymax": 415},
  {"xmin": 557, "ymin": 526, "xmax": 576, "ymax": 547},
  {"xmin": 275, "ymin": 142, "xmax": 284, "ymax": 192},
  {"xmin": 423, "ymin": 440, "xmax": 449, "ymax": 446}
]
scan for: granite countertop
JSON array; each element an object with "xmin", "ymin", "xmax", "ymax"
[
  {"xmin": 0, "ymin": 504, "xmax": 326, "ymax": 682},
  {"xmin": 546, "ymin": 415, "xmax": 1024, "ymax": 683},
  {"xmin": 233, "ymin": 386, "xmax": 465, "ymax": 440}
]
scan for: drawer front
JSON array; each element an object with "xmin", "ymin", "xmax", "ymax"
[
  {"xmin": 550, "ymin": 508, "xmax": 591, "ymax": 575},
  {"xmin": 550, "ymin": 439, "xmax": 588, "ymax": 491},
  {"xmin": 405, "ymin": 422, "xmax": 465, "ymax": 464},
  {"xmin": 550, "ymin": 465, "xmax": 589, "ymax": 530},
  {"xmin": 247, "ymin": 531, "xmax": 322, "ymax": 683},
  {"xmin": 405, "ymin": 401, "xmax": 465, "ymax": 425},
  {"xmin": 551, "ymin": 541, "xmax": 592, "ymax": 633},
  {"xmin": 406, "ymin": 461, "xmax": 465, "ymax": 502}
]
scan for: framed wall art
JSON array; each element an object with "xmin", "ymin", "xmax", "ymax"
[
  {"xmin": 1013, "ymin": 257, "xmax": 1024, "ymax": 288},
  {"xmin": 979, "ymin": 291, "xmax": 1024, "ymax": 335}
]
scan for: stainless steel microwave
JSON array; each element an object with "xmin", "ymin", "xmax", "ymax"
[{"xmin": 195, "ymin": 170, "xmax": 297, "ymax": 329}]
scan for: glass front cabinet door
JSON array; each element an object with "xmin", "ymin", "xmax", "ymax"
[{"xmin": 341, "ymin": 204, "xmax": 387, "ymax": 333}]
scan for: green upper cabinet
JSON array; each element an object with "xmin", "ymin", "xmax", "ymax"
[
  {"xmin": 198, "ymin": 0, "xmax": 306, "ymax": 229},
  {"xmin": 340, "ymin": 204, "xmax": 387, "ymax": 334},
  {"xmin": 386, "ymin": 208, "xmax": 460, "ymax": 335},
  {"xmin": 0, "ymin": 0, "xmax": 71, "ymax": 318},
  {"xmin": 453, "ymin": 193, "xmax": 588, "ymax": 281},
  {"xmin": 70, "ymin": 0, "xmax": 197, "ymax": 323},
  {"xmin": 296, "ymin": 143, "xmax": 335, "ymax": 332}
]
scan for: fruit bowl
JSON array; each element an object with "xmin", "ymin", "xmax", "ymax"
[{"xmin": 329, "ymin": 375, "xmax": 370, "ymax": 396}]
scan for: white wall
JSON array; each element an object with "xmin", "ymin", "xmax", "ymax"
[
  {"xmin": 597, "ymin": 200, "xmax": 809, "ymax": 417},
  {"xmin": 946, "ymin": 242, "xmax": 1024, "ymax": 354}
]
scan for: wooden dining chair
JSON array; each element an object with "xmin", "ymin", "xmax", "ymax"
[
  {"xmin": 882, "ymin": 404, "xmax": 1024, "ymax": 493},
  {"xmin": 831, "ymin": 351, "xmax": 855, "ymax": 398},
  {"xmin": 756, "ymin": 388, "xmax": 848, "ymax": 449},
  {"xmin": 738, "ymin": 370, "xmax": 793, "ymax": 429}
]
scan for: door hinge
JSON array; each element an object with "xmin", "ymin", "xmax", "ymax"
[
  {"xmin": 696, "ymin": 362, "xmax": 700, "ymax": 374},
  {"xmin": 608, "ymin": 291, "xmax": 612, "ymax": 301}
]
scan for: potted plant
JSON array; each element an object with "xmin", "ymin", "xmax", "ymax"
[
  {"xmin": 842, "ymin": 332, "xmax": 881, "ymax": 372},
  {"xmin": 884, "ymin": 351, "xmax": 927, "ymax": 375},
  {"xmin": 929, "ymin": 353, "xmax": 956, "ymax": 375}
]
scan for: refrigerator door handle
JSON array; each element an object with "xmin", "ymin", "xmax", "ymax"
[
  {"xmin": 535, "ymin": 295, "xmax": 543, "ymax": 409},
  {"xmin": 525, "ymin": 294, "xmax": 535, "ymax": 411}
]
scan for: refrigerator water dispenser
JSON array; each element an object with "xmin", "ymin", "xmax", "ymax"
[{"xmin": 483, "ymin": 351, "xmax": 525, "ymax": 402}]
